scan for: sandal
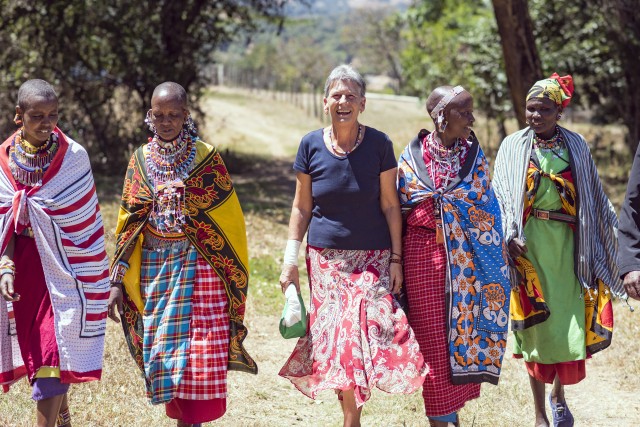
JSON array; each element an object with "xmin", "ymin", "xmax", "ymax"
[
  {"xmin": 56, "ymin": 407, "xmax": 71, "ymax": 427},
  {"xmin": 548, "ymin": 393, "xmax": 574, "ymax": 427}
]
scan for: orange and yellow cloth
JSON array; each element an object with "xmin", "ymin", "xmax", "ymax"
[{"xmin": 112, "ymin": 139, "xmax": 257, "ymax": 375}]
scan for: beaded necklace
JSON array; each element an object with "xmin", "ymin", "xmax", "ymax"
[
  {"xmin": 423, "ymin": 132, "xmax": 467, "ymax": 190},
  {"xmin": 329, "ymin": 124, "xmax": 363, "ymax": 156},
  {"xmin": 533, "ymin": 126, "xmax": 567, "ymax": 163},
  {"xmin": 145, "ymin": 129, "xmax": 197, "ymax": 233},
  {"xmin": 9, "ymin": 129, "xmax": 59, "ymax": 187},
  {"xmin": 533, "ymin": 126, "xmax": 563, "ymax": 150},
  {"xmin": 146, "ymin": 130, "xmax": 197, "ymax": 183}
]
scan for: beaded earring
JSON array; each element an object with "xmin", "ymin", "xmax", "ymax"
[
  {"xmin": 436, "ymin": 111, "xmax": 448, "ymax": 132},
  {"xmin": 145, "ymin": 110, "xmax": 157, "ymax": 134},
  {"xmin": 14, "ymin": 113, "xmax": 22, "ymax": 127},
  {"xmin": 184, "ymin": 114, "xmax": 197, "ymax": 136}
]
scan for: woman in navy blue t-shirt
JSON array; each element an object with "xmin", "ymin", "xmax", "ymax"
[{"xmin": 278, "ymin": 65, "xmax": 427, "ymax": 426}]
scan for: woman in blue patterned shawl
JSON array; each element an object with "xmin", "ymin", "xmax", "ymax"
[{"xmin": 397, "ymin": 86, "xmax": 511, "ymax": 427}]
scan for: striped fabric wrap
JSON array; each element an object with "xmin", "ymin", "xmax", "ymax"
[
  {"xmin": 0, "ymin": 128, "xmax": 109, "ymax": 388},
  {"xmin": 492, "ymin": 127, "xmax": 624, "ymax": 296}
]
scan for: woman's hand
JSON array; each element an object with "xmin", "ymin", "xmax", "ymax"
[
  {"xmin": 108, "ymin": 283, "xmax": 124, "ymax": 323},
  {"xmin": 508, "ymin": 238, "xmax": 528, "ymax": 259},
  {"xmin": 0, "ymin": 274, "xmax": 19, "ymax": 302},
  {"xmin": 280, "ymin": 264, "xmax": 300, "ymax": 293},
  {"xmin": 389, "ymin": 263, "xmax": 403, "ymax": 294},
  {"xmin": 623, "ymin": 270, "xmax": 640, "ymax": 301}
]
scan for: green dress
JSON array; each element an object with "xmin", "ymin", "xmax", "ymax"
[{"xmin": 513, "ymin": 147, "xmax": 586, "ymax": 363}]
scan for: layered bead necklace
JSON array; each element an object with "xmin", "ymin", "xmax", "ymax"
[
  {"xmin": 423, "ymin": 132, "xmax": 467, "ymax": 190},
  {"xmin": 9, "ymin": 129, "xmax": 59, "ymax": 187},
  {"xmin": 328, "ymin": 124, "xmax": 363, "ymax": 156},
  {"xmin": 145, "ymin": 129, "xmax": 197, "ymax": 233},
  {"xmin": 533, "ymin": 126, "xmax": 567, "ymax": 162}
]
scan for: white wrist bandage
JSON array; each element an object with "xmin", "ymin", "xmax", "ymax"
[{"xmin": 283, "ymin": 239, "xmax": 301, "ymax": 266}]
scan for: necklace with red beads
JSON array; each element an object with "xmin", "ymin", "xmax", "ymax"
[
  {"xmin": 423, "ymin": 132, "xmax": 467, "ymax": 189},
  {"xmin": 9, "ymin": 129, "xmax": 59, "ymax": 187},
  {"xmin": 145, "ymin": 129, "xmax": 197, "ymax": 233},
  {"xmin": 533, "ymin": 126, "xmax": 564, "ymax": 150}
]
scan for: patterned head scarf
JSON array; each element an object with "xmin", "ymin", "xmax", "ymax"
[{"xmin": 526, "ymin": 73, "xmax": 574, "ymax": 108}]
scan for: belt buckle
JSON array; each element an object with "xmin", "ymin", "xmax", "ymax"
[{"xmin": 536, "ymin": 210, "xmax": 550, "ymax": 220}]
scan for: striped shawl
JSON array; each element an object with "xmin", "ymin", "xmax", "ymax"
[
  {"xmin": 492, "ymin": 126, "xmax": 623, "ymax": 296},
  {"xmin": 0, "ymin": 128, "xmax": 109, "ymax": 388}
]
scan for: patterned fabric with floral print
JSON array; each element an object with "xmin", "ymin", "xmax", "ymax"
[
  {"xmin": 279, "ymin": 246, "xmax": 427, "ymax": 408},
  {"xmin": 398, "ymin": 131, "xmax": 511, "ymax": 385}
]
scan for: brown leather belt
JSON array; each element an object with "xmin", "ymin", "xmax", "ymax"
[{"xmin": 532, "ymin": 208, "xmax": 576, "ymax": 224}]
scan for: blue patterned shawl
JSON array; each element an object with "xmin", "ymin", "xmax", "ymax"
[{"xmin": 398, "ymin": 132, "xmax": 511, "ymax": 385}]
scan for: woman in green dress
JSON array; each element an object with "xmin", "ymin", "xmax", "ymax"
[{"xmin": 493, "ymin": 74, "xmax": 622, "ymax": 427}]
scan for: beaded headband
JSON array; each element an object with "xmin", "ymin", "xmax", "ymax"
[{"xmin": 430, "ymin": 85, "xmax": 465, "ymax": 120}]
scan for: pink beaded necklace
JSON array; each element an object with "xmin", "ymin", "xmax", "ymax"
[{"xmin": 423, "ymin": 132, "xmax": 467, "ymax": 189}]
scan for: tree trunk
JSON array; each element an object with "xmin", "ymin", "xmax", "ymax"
[
  {"xmin": 491, "ymin": 0, "xmax": 543, "ymax": 128},
  {"xmin": 607, "ymin": 0, "xmax": 640, "ymax": 153}
]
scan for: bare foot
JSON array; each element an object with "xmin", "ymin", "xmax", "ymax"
[{"xmin": 534, "ymin": 416, "xmax": 549, "ymax": 427}]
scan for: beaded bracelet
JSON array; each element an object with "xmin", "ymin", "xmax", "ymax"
[
  {"xmin": 390, "ymin": 258, "xmax": 403, "ymax": 265},
  {"xmin": 109, "ymin": 260, "xmax": 130, "ymax": 285},
  {"xmin": 0, "ymin": 257, "xmax": 15, "ymax": 277}
]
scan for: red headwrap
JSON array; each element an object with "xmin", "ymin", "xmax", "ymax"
[{"xmin": 550, "ymin": 73, "xmax": 574, "ymax": 108}]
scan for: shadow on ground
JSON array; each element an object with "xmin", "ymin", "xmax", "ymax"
[{"xmin": 220, "ymin": 149, "xmax": 296, "ymax": 222}]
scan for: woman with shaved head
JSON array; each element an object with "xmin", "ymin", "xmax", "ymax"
[
  {"xmin": 397, "ymin": 85, "xmax": 511, "ymax": 426},
  {"xmin": 108, "ymin": 82, "xmax": 255, "ymax": 426},
  {"xmin": 0, "ymin": 79, "xmax": 110, "ymax": 426}
]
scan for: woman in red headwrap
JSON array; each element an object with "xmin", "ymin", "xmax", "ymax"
[{"xmin": 493, "ymin": 74, "xmax": 623, "ymax": 427}]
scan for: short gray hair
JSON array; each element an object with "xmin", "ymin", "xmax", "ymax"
[{"xmin": 323, "ymin": 65, "xmax": 366, "ymax": 98}]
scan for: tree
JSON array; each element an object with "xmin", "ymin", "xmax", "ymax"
[
  {"xmin": 0, "ymin": 0, "xmax": 289, "ymax": 173},
  {"xmin": 491, "ymin": 0, "xmax": 543, "ymax": 128},
  {"xmin": 341, "ymin": 8, "xmax": 406, "ymax": 94},
  {"xmin": 401, "ymin": 0, "xmax": 511, "ymax": 138},
  {"xmin": 528, "ymin": 0, "xmax": 640, "ymax": 151},
  {"xmin": 606, "ymin": 0, "xmax": 640, "ymax": 150}
]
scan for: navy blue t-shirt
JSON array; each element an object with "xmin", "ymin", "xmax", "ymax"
[{"xmin": 293, "ymin": 126, "xmax": 397, "ymax": 250}]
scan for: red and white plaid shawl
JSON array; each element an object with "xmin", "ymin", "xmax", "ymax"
[{"xmin": 0, "ymin": 128, "xmax": 109, "ymax": 388}]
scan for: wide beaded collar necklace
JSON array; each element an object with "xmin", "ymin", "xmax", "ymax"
[{"xmin": 9, "ymin": 129, "xmax": 59, "ymax": 187}]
